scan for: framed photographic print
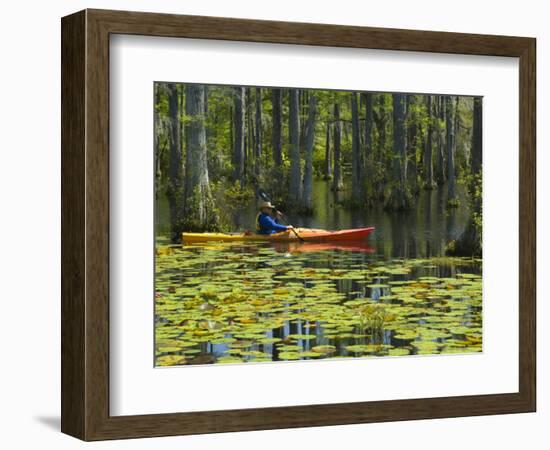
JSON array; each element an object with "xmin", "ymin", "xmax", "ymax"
[{"xmin": 61, "ymin": 9, "xmax": 536, "ymax": 441}]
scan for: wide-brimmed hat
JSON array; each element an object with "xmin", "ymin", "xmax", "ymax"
[{"xmin": 259, "ymin": 201, "xmax": 275, "ymax": 210}]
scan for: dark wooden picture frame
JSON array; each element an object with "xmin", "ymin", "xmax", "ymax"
[{"xmin": 61, "ymin": 9, "xmax": 536, "ymax": 441}]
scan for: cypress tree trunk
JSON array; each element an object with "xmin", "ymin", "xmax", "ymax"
[
  {"xmin": 233, "ymin": 87, "xmax": 245, "ymax": 187},
  {"xmin": 289, "ymin": 89, "xmax": 302, "ymax": 205},
  {"xmin": 374, "ymin": 94, "xmax": 389, "ymax": 200},
  {"xmin": 377, "ymin": 95, "xmax": 387, "ymax": 162},
  {"xmin": 362, "ymin": 93, "xmax": 374, "ymax": 202},
  {"xmin": 454, "ymin": 96, "xmax": 461, "ymax": 176},
  {"xmin": 271, "ymin": 88, "xmax": 283, "ymax": 167},
  {"xmin": 179, "ymin": 88, "xmax": 185, "ymax": 160},
  {"xmin": 246, "ymin": 88, "xmax": 253, "ymax": 181},
  {"xmin": 472, "ymin": 97, "xmax": 482, "ymax": 173},
  {"xmin": 184, "ymin": 84, "xmax": 214, "ymax": 230},
  {"xmin": 154, "ymin": 84, "xmax": 163, "ymax": 198},
  {"xmin": 303, "ymin": 94, "xmax": 317, "ymax": 212},
  {"xmin": 166, "ymin": 83, "xmax": 183, "ymax": 242},
  {"xmin": 407, "ymin": 95, "xmax": 422, "ymax": 195},
  {"xmin": 397, "ymin": 94, "xmax": 408, "ymax": 187},
  {"xmin": 324, "ymin": 122, "xmax": 332, "ymax": 179},
  {"xmin": 332, "ymin": 103, "xmax": 344, "ymax": 191},
  {"xmin": 436, "ymin": 95, "xmax": 446, "ymax": 185},
  {"xmin": 406, "ymin": 95, "xmax": 419, "ymax": 195},
  {"xmin": 446, "ymin": 95, "xmax": 458, "ymax": 206},
  {"xmin": 351, "ymin": 92, "xmax": 362, "ymax": 203},
  {"xmin": 254, "ymin": 87, "xmax": 262, "ymax": 180},
  {"xmin": 386, "ymin": 93, "xmax": 411, "ymax": 210},
  {"xmin": 229, "ymin": 104, "xmax": 233, "ymax": 164},
  {"xmin": 300, "ymin": 90, "xmax": 309, "ymax": 149},
  {"xmin": 364, "ymin": 93, "xmax": 374, "ymax": 165},
  {"xmin": 424, "ymin": 95, "xmax": 435, "ymax": 189}
]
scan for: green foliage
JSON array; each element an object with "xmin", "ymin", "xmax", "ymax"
[
  {"xmin": 446, "ymin": 198, "xmax": 460, "ymax": 209},
  {"xmin": 468, "ymin": 172, "xmax": 483, "ymax": 241},
  {"xmin": 384, "ymin": 182, "xmax": 413, "ymax": 211},
  {"xmin": 224, "ymin": 180, "xmax": 255, "ymax": 206},
  {"xmin": 207, "ymin": 181, "xmax": 254, "ymax": 232}
]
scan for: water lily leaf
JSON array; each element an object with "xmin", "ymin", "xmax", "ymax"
[
  {"xmin": 449, "ymin": 326, "xmax": 473, "ymax": 335},
  {"xmin": 258, "ymin": 337, "xmax": 282, "ymax": 344},
  {"xmin": 393, "ymin": 330, "xmax": 419, "ymax": 340},
  {"xmin": 311, "ymin": 345, "xmax": 337, "ymax": 354},
  {"xmin": 241, "ymin": 350, "xmax": 271, "ymax": 358},
  {"xmin": 156, "ymin": 355, "xmax": 186, "ymax": 366},
  {"xmin": 414, "ymin": 341, "xmax": 442, "ymax": 354},
  {"xmin": 210, "ymin": 337, "xmax": 236, "ymax": 345},
  {"xmin": 345, "ymin": 344, "xmax": 381, "ymax": 353},
  {"xmin": 217, "ymin": 356, "xmax": 244, "ymax": 364},
  {"xmin": 287, "ymin": 334, "xmax": 316, "ymax": 340},
  {"xmin": 278, "ymin": 352, "xmax": 302, "ymax": 360},
  {"xmin": 157, "ymin": 346, "xmax": 185, "ymax": 353},
  {"xmin": 183, "ymin": 348, "xmax": 201, "ymax": 355},
  {"xmin": 299, "ymin": 351, "xmax": 322, "ymax": 358},
  {"xmin": 276, "ymin": 344, "xmax": 303, "ymax": 351}
]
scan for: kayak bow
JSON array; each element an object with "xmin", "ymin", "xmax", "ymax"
[{"xmin": 182, "ymin": 227, "xmax": 375, "ymax": 244}]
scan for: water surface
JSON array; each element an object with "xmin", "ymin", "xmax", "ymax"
[{"xmin": 155, "ymin": 181, "xmax": 481, "ymax": 366}]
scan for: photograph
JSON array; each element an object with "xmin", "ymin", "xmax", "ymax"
[{"xmin": 153, "ymin": 82, "xmax": 483, "ymax": 367}]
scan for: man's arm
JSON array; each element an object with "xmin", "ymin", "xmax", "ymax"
[{"xmin": 261, "ymin": 215, "xmax": 289, "ymax": 232}]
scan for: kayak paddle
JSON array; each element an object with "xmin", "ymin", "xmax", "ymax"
[{"xmin": 257, "ymin": 189, "xmax": 305, "ymax": 243}]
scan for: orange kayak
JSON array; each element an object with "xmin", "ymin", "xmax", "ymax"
[{"xmin": 182, "ymin": 227, "xmax": 375, "ymax": 243}]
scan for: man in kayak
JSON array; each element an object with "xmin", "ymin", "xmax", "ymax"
[{"xmin": 256, "ymin": 201, "xmax": 294, "ymax": 235}]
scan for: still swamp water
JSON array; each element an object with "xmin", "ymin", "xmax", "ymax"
[{"xmin": 155, "ymin": 180, "xmax": 481, "ymax": 366}]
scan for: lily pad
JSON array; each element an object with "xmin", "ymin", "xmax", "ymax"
[
  {"xmin": 311, "ymin": 345, "xmax": 337, "ymax": 354},
  {"xmin": 156, "ymin": 242, "xmax": 482, "ymax": 366}
]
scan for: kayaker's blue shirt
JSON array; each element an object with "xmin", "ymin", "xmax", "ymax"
[{"xmin": 257, "ymin": 213, "xmax": 288, "ymax": 235}]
